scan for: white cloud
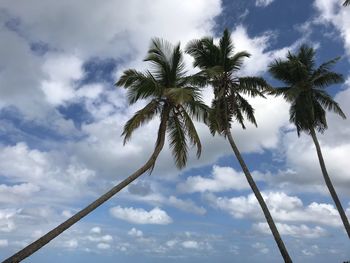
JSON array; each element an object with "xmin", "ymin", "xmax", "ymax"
[
  {"xmin": 40, "ymin": 55, "xmax": 83, "ymax": 105},
  {"xmin": 63, "ymin": 239, "xmax": 78, "ymax": 249},
  {"xmin": 0, "ymin": 209, "xmax": 18, "ymax": 232},
  {"xmin": 0, "ymin": 143, "xmax": 95, "ymax": 201},
  {"xmin": 252, "ymin": 242, "xmax": 269, "ymax": 254},
  {"xmin": 302, "ymin": 245, "xmax": 320, "ymax": 257},
  {"xmin": 178, "ymin": 165, "xmax": 264, "ymax": 193},
  {"xmin": 0, "ymin": 239, "xmax": 9, "ymax": 247},
  {"xmin": 168, "ymin": 196, "xmax": 206, "ymax": 215},
  {"xmin": 97, "ymin": 243, "xmax": 111, "ymax": 250},
  {"xmin": 166, "ymin": 239, "xmax": 178, "ymax": 248},
  {"xmin": 253, "ymin": 222, "xmax": 328, "ymax": 238},
  {"xmin": 87, "ymin": 235, "xmax": 113, "ymax": 243},
  {"xmin": 255, "ymin": 0, "xmax": 274, "ymax": 7},
  {"xmin": 313, "ymin": 0, "xmax": 350, "ymax": 58},
  {"xmin": 110, "ymin": 206, "xmax": 172, "ymax": 225},
  {"xmin": 0, "ymin": 183, "xmax": 40, "ymax": 204},
  {"xmin": 206, "ymin": 191, "xmax": 347, "ymax": 227},
  {"xmin": 90, "ymin": 227, "xmax": 102, "ymax": 234},
  {"xmin": 128, "ymin": 227, "xmax": 143, "ymax": 238},
  {"xmin": 229, "ymin": 26, "xmax": 290, "ymax": 76},
  {"xmin": 182, "ymin": 240, "xmax": 199, "ymax": 249},
  {"xmin": 62, "ymin": 210, "xmax": 73, "ymax": 218}
]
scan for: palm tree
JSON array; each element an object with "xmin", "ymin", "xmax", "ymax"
[
  {"xmin": 269, "ymin": 44, "xmax": 350, "ymax": 238},
  {"xmin": 186, "ymin": 29, "xmax": 293, "ymax": 263},
  {"xmin": 4, "ymin": 39, "xmax": 208, "ymax": 263},
  {"xmin": 344, "ymin": 0, "xmax": 350, "ymax": 6}
]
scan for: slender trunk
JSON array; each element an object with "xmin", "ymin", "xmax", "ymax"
[
  {"xmin": 226, "ymin": 130, "xmax": 292, "ymax": 263},
  {"xmin": 310, "ymin": 128, "xmax": 350, "ymax": 238},
  {"xmin": 3, "ymin": 109, "xmax": 170, "ymax": 263}
]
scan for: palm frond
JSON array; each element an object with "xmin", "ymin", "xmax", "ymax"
[
  {"xmin": 167, "ymin": 113, "xmax": 188, "ymax": 169},
  {"xmin": 297, "ymin": 44, "xmax": 315, "ymax": 71},
  {"xmin": 185, "ymin": 37, "xmax": 219, "ymax": 69},
  {"xmin": 269, "ymin": 59, "xmax": 295, "ymax": 85},
  {"xmin": 236, "ymin": 77, "xmax": 271, "ymax": 97},
  {"xmin": 219, "ymin": 29, "xmax": 234, "ymax": 69},
  {"xmin": 313, "ymin": 72, "xmax": 344, "ymax": 88},
  {"xmin": 122, "ymin": 99, "xmax": 161, "ymax": 144},
  {"xmin": 144, "ymin": 38, "xmax": 173, "ymax": 85},
  {"xmin": 229, "ymin": 51, "xmax": 250, "ymax": 72},
  {"xmin": 165, "ymin": 86, "xmax": 201, "ymax": 104},
  {"xmin": 170, "ymin": 43, "xmax": 186, "ymax": 84},
  {"xmin": 207, "ymin": 105, "xmax": 222, "ymax": 136},
  {"xmin": 344, "ymin": 0, "xmax": 350, "ymax": 6},
  {"xmin": 314, "ymin": 90, "xmax": 346, "ymax": 119},
  {"xmin": 235, "ymin": 94, "xmax": 257, "ymax": 127},
  {"xmin": 183, "ymin": 99, "xmax": 210, "ymax": 123},
  {"xmin": 181, "ymin": 110, "xmax": 202, "ymax": 158},
  {"xmin": 116, "ymin": 69, "xmax": 161, "ymax": 104}
]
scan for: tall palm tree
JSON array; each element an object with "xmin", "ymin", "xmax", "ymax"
[
  {"xmin": 186, "ymin": 29, "xmax": 293, "ymax": 263},
  {"xmin": 344, "ymin": 0, "xmax": 350, "ymax": 6},
  {"xmin": 269, "ymin": 44, "xmax": 350, "ymax": 238},
  {"xmin": 4, "ymin": 39, "xmax": 208, "ymax": 263}
]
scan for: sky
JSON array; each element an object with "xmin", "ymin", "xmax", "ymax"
[{"xmin": 0, "ymin": 0, "xmax": 350, "ymax": 262}]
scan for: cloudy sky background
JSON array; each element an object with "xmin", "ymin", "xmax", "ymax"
[{"xmin": 0, "ymin": 0, "xmax": 350, "ymax": 262}]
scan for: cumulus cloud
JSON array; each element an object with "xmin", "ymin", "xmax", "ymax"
[
  {"xmin": 251, "ymin": 242, "xmax": 269, "ymax": 254},
  {"xmin": 182, "ymin": 240, "xmax": 199, "ymax": 249},
  {"xmin": 97, "ymin": 243, "xmax": 111, "ymax": 250},
  {"xmin": 206, "ymin": 191, "xmax": 347, "ymax": 227},
  {"xmin": 128, "ymin": 228, "xmax": 143, "ymax": 238},
  {"xmin": 255, "ymin": 0, "xmax": 274, "ymax": 7},
  {"xmin": 229, "ymin": 26, "xmax": 296, "ymax": 76},
  {"xmin": 63, "ymin": 239, "xmax": 78, "ymax": 249},
  {"xmin": 110, "ymin": 206, "xmax": 172, "ymax": 225},
  {"xmin": 0, "ymin": 209, "xmax": 18, "ymax": 232},
  {"xmin": 90, "ymin": 227, "xmax": 102, "ymax": 234},
  {"xmin": 0, "ymin": 142, "xmax": 95, "ymax": 201},
  {"xmin": 178, "ymin": 165, "xmax": 266, "ymax": 193},
  {"xmin": 253, "ymin": 222, "xmax": 328, "ymax": 238},
  {"xmin": 87, "ymin": 235, "xmax": 113, "ymax": 243},
  {"xmin": 168, "ymin": 196, "xmax": 206, "ymax": 215},
  {"xmin": 0, "ymin": 183, "xmax": 40, "ymax": 204},
  {"xmin": 0, "ymin": 239, "xmax": 9, "ymax": 247},
  {"xmin": 313, "ymin": 0, "xmax": 350, "ymax": 58}
]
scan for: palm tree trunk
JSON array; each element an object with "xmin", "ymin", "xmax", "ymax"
[
  {"xmin": 3, "ymin": 111, "xmax": 169, "ymax": 263},
  {"xmin": 310, "ymin": 128, "xmax": 350, "ymax": 238},
  {"xmin": 226, "ymin": 130, "xmax": 292, "ymax": 263}
]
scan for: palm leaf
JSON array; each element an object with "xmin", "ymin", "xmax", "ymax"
[
  {"xmin": 229, "ymin": 51, "xmax": 250, "ymax": 72},
  {"xmin": 314, "ymin": 90, "xmax": 346, "ymax": 119},
  {"xmin": 116, "ymin": 69, "xmax": 161, "ymax": 104},
  {"xmin": 122, "ymin": 99, "xmax": 161, "ymax": 144},
  {"xmin": 236, "ymin": 77, "xmax": 271, "ymax": 97},
  {"xmin": 181, "ymin": 109, "xmax": 202, "ymax": 158},
  {"xmin": 167, "ymin": 113, "xmax": 188, "ymax": 169}
]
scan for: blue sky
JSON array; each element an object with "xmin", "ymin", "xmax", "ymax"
[{"xmin": 0, "ymin": 0, "xmax": 350, "ymax": 262}]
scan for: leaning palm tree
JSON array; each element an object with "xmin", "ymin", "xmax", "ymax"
[
  {"xmin": 269, "ymin": 44, "xmax": 350, "ymax": 238},
  {"xmin": 186, "ymin": 29, "xmax": 293, "ymax": 263},
  {"xmin": 4, "ymin": 39, "xmax": 208, "ymax": 263},
  {"xmin": 344, "ymin": 0, "xmax": 350, "ymax": 6}
]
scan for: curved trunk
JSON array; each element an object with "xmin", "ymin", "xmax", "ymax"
[
  {"xmin": 226, "ymin": 130, "xmax": 292, "ymax": 263},
  {"xmin": 310, "ymin": 128, "xmax": 350, "ymax": 238},
  {"xmin": 3, "ymin": 110, "xmax": 169, "ymax": 263}
]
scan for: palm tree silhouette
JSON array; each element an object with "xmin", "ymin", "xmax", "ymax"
[
  {"xmin": 186, "ymin": 29, "xmax": 293, "ymax": 263},
  {"xmin": 4, "ymin": 38, "xmax": 208, "ymax": 263},
  {"xmin": 344, "ymin": 0, "xmax": 350, "ymax": 6},
  {"xmin": 269, "ymin": 44, "xmax": 350, "ymax": 238}
]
